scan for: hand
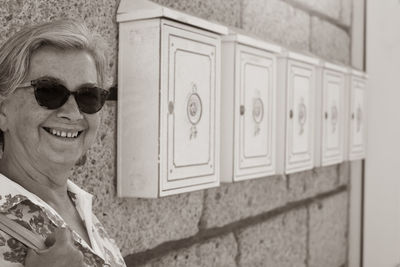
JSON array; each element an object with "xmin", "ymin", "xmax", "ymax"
[{"xmin": 25, "ymin": 227, "xmax": 85, "ymax": 267}]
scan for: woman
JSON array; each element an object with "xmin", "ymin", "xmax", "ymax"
[{"xmin": 0, "ymin": 19, "xmax": 126, "ymax": 266}]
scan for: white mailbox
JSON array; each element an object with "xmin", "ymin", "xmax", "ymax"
[
  {"xmin": 319, "ymin": 62, "xmax": 348, "ymax": 166},
  {"xmin": 348, "ymin": 70, "xmax": 367, "ymax": 160},
  {"xmin": 220, "ymin": 34, "xmax": 281, "ymax": 182},
  {"xmin": 117, "ymin": 0, "xmax": 228, "ymax": 197},
  {"xmin": 278, "ymin": 52, "xmax": 320, "ymax": 174}
]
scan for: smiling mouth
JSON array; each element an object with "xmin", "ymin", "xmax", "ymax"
[{"xmin": 42, "ymin": 127, "xmax": 83, "ymax": 139}]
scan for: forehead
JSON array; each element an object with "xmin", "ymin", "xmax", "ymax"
[{"xmin": 26, "ymin": 47, "xmax": 98, "ymax": 88}]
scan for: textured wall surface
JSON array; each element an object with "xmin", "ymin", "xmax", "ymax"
[
  {"xmin": 200, "ymin": 175, "xmax": 287, "ymax": 229},
  {"xmin": 237, "ymin": 208, "xmax": 308, "ymax": 267},
  {"xmin": 242, "ymin": 0, "xmax": 311, "ymax": 50},
  {"xmin": 142, "ymin": 234, "xmax": 238, "ymax": 267},
  {"xmin": 311, "ymin": 16, "xmax": 350, "ymax": 64},
  {"xmin": 308, "ymin": 193, "xmax": 348, "ymax": 267},
  {"xmin": 0, "ymin": 0, "xmax": 355, "ymax": 266}
]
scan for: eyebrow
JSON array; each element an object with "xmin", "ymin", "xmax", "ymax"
[
  {"xmin": 42, "ymin": 76, "xmax": 99, "ymax": 89},
  {"xmin": 18, "ymin": 76, "xmax": 99, "ymax": 89},
  {"xmin": 39, "ymin": 76, "xmax": 64, "ymax": 84}
]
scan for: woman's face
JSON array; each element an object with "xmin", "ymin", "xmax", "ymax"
[{"xmin": 0, "ymin": 46, "xmax": 100, "ymax": 169}]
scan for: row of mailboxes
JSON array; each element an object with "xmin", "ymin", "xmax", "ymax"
[{"xmin": 116, "ymin": 0, "xmax": 367, "ymax": 197}]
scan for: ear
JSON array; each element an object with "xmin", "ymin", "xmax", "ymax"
[{"xmin": 0, "ymin": 100, "xmax": 9, "ymax": 132}]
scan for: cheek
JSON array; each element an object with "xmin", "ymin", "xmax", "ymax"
[
  {"xmin": 9, "ymin": 107, "xmax": 48, "ymax": 155},
  {"xmin": 11, "ymin": 98, "xmax": 45, "ymax": 137},
  {"xmin": 15, "ymin": 110, "xmax": 47, "ymax": 138},
  {"xmin": 85, "ymin": 114, "xmax": 101, "ymax": 142}
]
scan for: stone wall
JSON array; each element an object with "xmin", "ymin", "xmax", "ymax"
[{"xmin": 0, "ymin": 0, "xmax": 355, "ymax": 266}]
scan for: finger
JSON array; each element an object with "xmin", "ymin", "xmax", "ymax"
[
  {"xmin": 74, "ymin": 249, "xmax": 85, "ymax": 264},
  {"xmin": 45, "ymin": 227, "xmax": 72, "ymax": 248},
  {"xmin": 55, "ymin": 227, "xmax": 73, "ymax": 243},
  {"xmin": 44, "ymin": 232, "xmax": 56, "ymax": 248},
  {"xmin": 65, "ymin": 243, "xmax": 85, "ymax": 266},
  {"xmin": 25, "ymin": 248, "xmax": 37, "ymax": 262}
]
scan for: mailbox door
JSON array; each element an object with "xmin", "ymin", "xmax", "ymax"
[
  {"xmin": 160, "ymin": 22, "xmax": 220, "ymax": 194},
  {"xmin": 321, "ymin": 69, "xmax": 345, "ymax": 165},
  {"xmin": 285, "ymin": 60, "xmax": 315, "ymax": 173},
  {"xmin": 234, "ymin": 44, "xmax": 276, "ymax": 180},
  {"xmin": 349, "ymin": 76, "xmax": 366, "ymax": 159}
]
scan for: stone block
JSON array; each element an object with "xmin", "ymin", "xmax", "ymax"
[
  {"xmin": 338, "ymin": 161, "xmax": 350, "ymax": 186},
  {"xmin": 71, "ymin": 103, "xmax": 204, "ymax": 255},
  {"xmin": 138, "ymin": 234, "xmax": 237, "ymax": 267},
  {"xmin": 309, "ymin": 192, "xmax": 348, "ymax": 267},
  {"xmin": 290, "ymin": 0, "xmax": 341, "ymax": 21},
  {"xmin": 291, "ymin": 0, "xmax": 353, "ymax": 26},
  {"xmin": 93, "ymin": 190, "xmax": 204, "ymax": 256},
  {"xmin": 288, "ymin": 165, "xmax": 339, "ymax": 202},
  {"xmin": 237, "ymin": 208, "xmax": 307, "ymax": 267},
  {"xmin": 200, "ymin": 175, "xmax": 287, "ymax": 229},
  {"xmin": 340, "ymin": 0, "xmax": 352, "ymax": 26},
  {"xmin": 151, "ymin": 0, "xmax": 242, "ymax": 27},
  {"xmin": 242, "ymin": 0, "xmax": 310, "ymax": 51},
  {"xmin": 311, "ymin": 16, "xmax": 350, "ymax": 64}
]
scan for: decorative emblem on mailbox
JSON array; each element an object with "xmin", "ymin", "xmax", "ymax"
[
  {"xmin": 252, "ymin": 97, "xmax": 264, "ymax": 136},
  {"xmin": 331, "ymin": 104, "xmax": 338, "ymax": 133},
  {"xmin": 187, "ymin": 83, "xmax": 203, "ymax": 139},
  {"xmin": 356, "ymin": 105, "xmax": 362, "ymax": 132},
  {"xmin": 298, "ymin": 97, "xmax": 307, "ymax": 135}
]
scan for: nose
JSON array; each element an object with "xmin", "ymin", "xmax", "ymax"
[{"xmin": 56, "ymin": 95, "xmax": 84, "ymax": 121}]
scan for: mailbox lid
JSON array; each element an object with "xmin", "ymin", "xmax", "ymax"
[
  {"xmin": 159, "ymin": 20, "xmax": 220, "ymax": 194},
  {"xmin": 321, "ymin": 67, "xmax": 346, "ymax": 166},
  {"xmin": 285, "ymin": 59, "xmax": 317, "ymax": 173},
  {"xmin": 223, "ymin": 33, "xmax": 282, "ymax": 54},
  {"xmin": 117, "ymin": 0, "xmax": 228, "ymax": 35},
  {"xmin": 234, "ymin": 44, "xmax": 277, "ymax": 180}
]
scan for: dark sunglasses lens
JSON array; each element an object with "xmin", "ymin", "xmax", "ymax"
[
  {"xmin": 34, "ymin": 81, "xmax": 69, "ymax": 109},
  {"xmin": 75, "ymin": 87, "xmax": 108, "ymax": 114}
]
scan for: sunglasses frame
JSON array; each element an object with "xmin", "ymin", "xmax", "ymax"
[{"xmin": 17, "ymin": 77, "xmax": 110, "ymax": 114}]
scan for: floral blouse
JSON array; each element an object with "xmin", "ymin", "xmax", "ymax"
[{"xmin": 0, "ymin": 173, "xmax": 126, "ymax": 267}]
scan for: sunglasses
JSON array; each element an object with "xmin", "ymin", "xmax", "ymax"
[{"xmin": 17, "ymin": 77, "xmax": 109, "ymax": 114}]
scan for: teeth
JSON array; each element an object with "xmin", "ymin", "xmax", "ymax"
[{"xmin": 46, "ymin": 128, "xmax": 80, "ymax": 139}]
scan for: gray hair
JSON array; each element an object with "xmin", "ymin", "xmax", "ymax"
[
  {"xmin": 0, "ymin": 19, "xmax": 109, "ymax": 100},
  {"xmin": 0, "ymin": 19, "xmax": 109, "ymax": 150}
]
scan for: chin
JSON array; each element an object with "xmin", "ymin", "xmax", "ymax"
[{"xmin": 45, "ymin": 152, "xmax": 83, "ymax": 167}]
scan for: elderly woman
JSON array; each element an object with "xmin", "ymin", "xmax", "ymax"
[{"xmin": 0, "ymin": 20, "xmax": 126, "ymax": 267}]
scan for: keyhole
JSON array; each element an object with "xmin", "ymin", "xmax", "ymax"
[
  {"xmin": 240, "ymin": 105, "xmax": 245, "ymax": 115},
  {"xmin": 168, "ymin": 101, "xmax": 174, "ymax": 114}
]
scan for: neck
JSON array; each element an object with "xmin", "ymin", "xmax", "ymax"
[{"xmin": 0, "ymin": 150, "xmax": 72, "ymax": 210}]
